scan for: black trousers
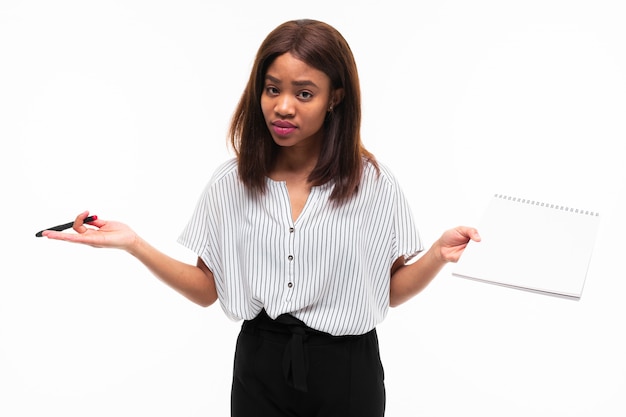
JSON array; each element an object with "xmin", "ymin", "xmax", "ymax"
[{"xmin": 231, "ymin": 310, "xmax": 386, "ymax": 417}]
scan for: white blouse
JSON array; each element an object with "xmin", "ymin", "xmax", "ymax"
[{"xmin": 178, "ymin": 158, "xmax": 422, "ymax": 336}]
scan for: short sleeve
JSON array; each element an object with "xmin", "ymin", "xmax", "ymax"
[
  {"xmin": 382, "ymin": 164, "xmax": 423, "ymax": 263},
  {"xmin": 177, "ymin": 158, "xmax": 238, "ymax": 274}
]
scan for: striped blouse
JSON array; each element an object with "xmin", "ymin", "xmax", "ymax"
[{"xmin": 177, "ymin": 158, "xmax": 422, "ymax": 336}]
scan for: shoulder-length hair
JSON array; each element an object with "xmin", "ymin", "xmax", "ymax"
[{"xmin": 228, "ymin": 19, "xmax": 378, "ymax": 204}]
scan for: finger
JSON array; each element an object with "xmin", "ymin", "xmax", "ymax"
[
  {"xmin": 42, "ymin": 229, "xmax": 93, "ymax": 243},
  {"xmin": 73, "ymin": 211, "xmax": 92, "ymax": 233},
  {"xmin": 85, "ymin": 218, "xmax": 106, "ymax": 228},
  {"xmin": 468, "ymin": 227, "xmax": 481, "ymax": 242},
  {"xmin": 458, "ymin": 226, "xmax": 481, "ymax": 242}
]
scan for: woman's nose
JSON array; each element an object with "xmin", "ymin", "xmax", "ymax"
[{"xmin": 275, "ymin": 96, "xmax": 295, "ymax": 117}]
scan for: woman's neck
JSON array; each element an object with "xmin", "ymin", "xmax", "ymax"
[{"xmin": 270, "ymin": 142, "xmax": 321, "ymax": 183}]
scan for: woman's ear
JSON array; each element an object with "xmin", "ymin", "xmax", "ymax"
[{"xmin": 330, "ymin": 88, "xmax": 344, "ymax": 110}]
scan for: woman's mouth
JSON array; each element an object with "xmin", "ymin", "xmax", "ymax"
[{"xmin": 272, "ymin": 120, "xmax": 296, "ymax": 136}]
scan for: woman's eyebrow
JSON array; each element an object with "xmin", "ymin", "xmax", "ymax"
[
  {"xmin": 292, "ymin": 79, "xmax": 318, "ymax": 88},
  {"xmin": 265, "ymin": 74, "xmax": 281, "ymax": 84},
  {"xmin": 265, "ymin": 74, "xmax": 318, "ymax": 88}
]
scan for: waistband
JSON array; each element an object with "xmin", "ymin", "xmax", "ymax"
[
  {"xmin": 242, "ymin": 310, "xmax": 370, "ymax": 342},
  {"xmin": 241, "ymin": 310, "xmax": 375, "ymax": 392}
]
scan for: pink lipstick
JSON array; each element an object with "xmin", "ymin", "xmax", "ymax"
[{"xmin": 272, "ymin": 120, "xmax": 296, "ymax": 136}]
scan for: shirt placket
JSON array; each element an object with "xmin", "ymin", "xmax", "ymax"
[{"xmin": 285, "ymin": 222, "xmax": 295, "ymax": 303}]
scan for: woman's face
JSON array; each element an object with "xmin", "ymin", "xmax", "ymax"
[{"xmin": 261, "ymin": 52, "xmax": 337, "ymax": 151}]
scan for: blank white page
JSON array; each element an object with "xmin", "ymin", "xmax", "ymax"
[{"xmin": 453, "ymin": 194, "xmax": 601, "ymax": 300}]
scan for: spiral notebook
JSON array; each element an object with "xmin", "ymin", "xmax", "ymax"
[{"xmin": 452, "ymin": 194, "xmax": 601, "ymax": 300}]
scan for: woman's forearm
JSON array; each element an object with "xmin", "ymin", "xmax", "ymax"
[
  {"xmin": 128, "ymin": 236, "xmax": 218, "ymax": 307},
  {"xmin": 389, "ymin": 245, "xmax": 446, "ymax": 307}
]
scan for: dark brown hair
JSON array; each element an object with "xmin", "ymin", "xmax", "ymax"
[{"xmin": 229, "ymin": 19, "xmax": 377, "ymax": 203}]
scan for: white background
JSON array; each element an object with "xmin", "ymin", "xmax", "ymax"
[{"xmin": 2, "ymin": 1, "xmax": 625, "ymax": 416}]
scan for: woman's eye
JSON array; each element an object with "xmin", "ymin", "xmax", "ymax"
[
  {"xmin": 266, "ymin": 86, "xmax": 279, "ymax": 95},
  {"xmin": 298, "ymin": 91, "xmax": 313, "ymax": 100}
]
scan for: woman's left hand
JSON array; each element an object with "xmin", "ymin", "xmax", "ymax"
[{"xmin": 436, "ymin": 226, "xmax": 481, "ymax": 263}]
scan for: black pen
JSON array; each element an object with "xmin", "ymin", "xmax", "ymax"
[{"xmin": 35, "ymin": 215, "xmax": 98, "ymax": 237}]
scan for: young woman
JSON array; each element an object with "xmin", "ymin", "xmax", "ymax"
[{"xmin": 42, "ymin": 19, "xmax": 480, "ymax": 417}]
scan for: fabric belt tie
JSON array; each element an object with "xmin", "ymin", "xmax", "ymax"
[{"xmin": 275, "ymin": 314, "xmax": 309, "ymax": 392}]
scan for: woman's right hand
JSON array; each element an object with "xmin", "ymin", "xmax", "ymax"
[
  {"xmin": 42, "ymin": 210, "xmax": 138, "ymax": 251},
  {"xmin": 43, "ymin": 210, "xmax": 218, "ymax": 306}
]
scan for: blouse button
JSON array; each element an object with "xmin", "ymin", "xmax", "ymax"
[
  {"xmin": 288, "ymin": 255, "xmax": 294, "ymax": 261},
  {"xmin": 289, "ymin": 227, "xmax": 294, "ymax": 233},
  {"xmin": 287, "ymin": 282, "xmax": 293, "ymax": 288}
]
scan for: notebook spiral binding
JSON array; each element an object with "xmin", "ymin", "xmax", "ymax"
[{"xmin": 494, "ymin": 194, "xmax": 600, "ymax": 217}]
